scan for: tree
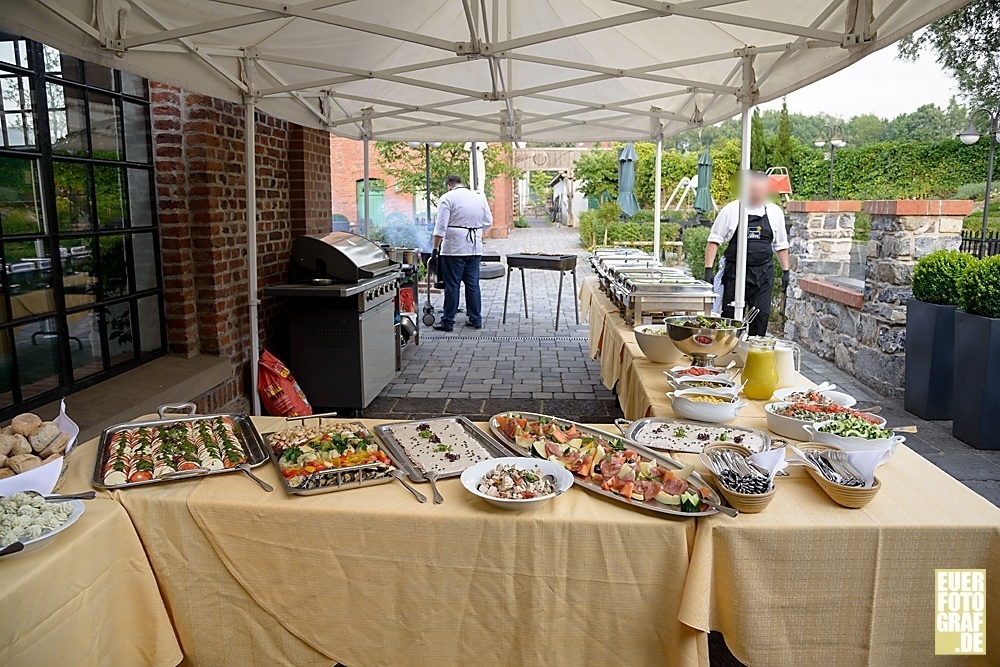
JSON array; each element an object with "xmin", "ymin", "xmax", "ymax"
[
  {"xmin": 898, "ymin": 0, "xmax": 1000, "ymax": 110},
  {"xmin": 886, "ymin": 104, "xmax": 953, "ymax": 143},
  {"xmin": 574, "ymin": 147, "xmax": 620, "ymax": 202},
  {"xmin": 845, "ymin": 114, "xmax": 886, "ymax": 146},
  {"xmin": 772, "ymin": 100, "xmax": 794, "ymax": 168},
  {"xmin": 750, "ymin": 109, "xmax": 767, "ymax": 171},
  {"xmin": 528, "ymin": 170, "xmax": 554, "ymax": 204},
  {"xmin": 375, "ymin": 142, "xmax": 519, "ymax": 203}
]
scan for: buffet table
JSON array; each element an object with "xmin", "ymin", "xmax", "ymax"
[
  {"xmin": 0, "ymin": 496, "xmax": 182, "ymax": 667},
  {"xmin": 56, "ymin": 424, "xmax": 707, "ymax": 667},
  {"xmin": 579, "ymin": 275, "xmax": 1000, "ymax": 665}
]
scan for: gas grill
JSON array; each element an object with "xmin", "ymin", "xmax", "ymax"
[{"xmin": 264, "ymin": 232, "xmax": 401, "ymax": 411}]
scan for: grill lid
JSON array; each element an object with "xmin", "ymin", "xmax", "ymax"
[{"xmin": 289, "ymin": 232, "xmax": 395, "ymax": 283}]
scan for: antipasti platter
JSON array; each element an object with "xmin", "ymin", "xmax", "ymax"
[{"xmin": 489, "ymin": 412, "xmax": 725, "ymax": 517}]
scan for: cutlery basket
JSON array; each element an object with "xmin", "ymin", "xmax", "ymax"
[
  {"xmin": 702, "ymin": 443, "xmax": 776, "ymax": 514},
  {"xmin": 798, "ymin": 443, "xmax": 881, "ymax": 509}
]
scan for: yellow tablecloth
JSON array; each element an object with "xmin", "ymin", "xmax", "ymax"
[
  {"xmin": 60, "ymin": 420, "xmax": 706, "ymax": 667},
  {"xmin": 583, "ymin": 276, "xmax": 1000, "ymax": 665},
  {"xmin": 0, "ymin": 496, "xmax": 182, "ymax": 667}
]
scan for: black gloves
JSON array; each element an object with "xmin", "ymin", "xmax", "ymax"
[
  {"xmin": 781, "ymin": 269, "xmax": 790, "ymax": 293},
  {"xmin": 703, "ymin": 267, "xmax": 714, "ymax": 283}
]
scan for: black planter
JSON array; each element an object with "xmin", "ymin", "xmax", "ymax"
[
  {"xmin": 904, "ymin": 299, "xmax": 957, "ymax": 419},
  {"xmin": 953, "ymin": 310, "xmax": 1000, "ymax": 449}
]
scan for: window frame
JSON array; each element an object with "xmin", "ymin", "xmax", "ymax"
[{"xmin": 0, "ymin": 36, "xmax": 166, "ymax": 416}]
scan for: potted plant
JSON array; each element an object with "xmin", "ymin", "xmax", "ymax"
[
  {"xmin": 953, "ymin": 255, "xmax": 1000, "ymax": 449},
  {"xmin": 905, "ymin": 250, "xmax": 976, "ymax": 419}
]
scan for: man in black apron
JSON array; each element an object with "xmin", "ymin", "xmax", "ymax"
[{"xmin": 703, "ymin": 173, "xmax": 789, "ymax": 336}]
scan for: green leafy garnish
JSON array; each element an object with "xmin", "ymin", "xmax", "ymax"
[{"xmin": 673, "ymin": 427, "xmax": 687, "ymax": 438}]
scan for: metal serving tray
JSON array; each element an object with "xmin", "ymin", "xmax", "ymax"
[
  {"xmin": 488, "ymin": 412, "xmax": 722, "ymax": 518},
  {"xmin": 620, "ymin": 417, "xmax": 773, "ymax": 455},
  {"xmin": 265, "ymin": 415, "xmax": 404, "ymax": 496},
  {"xmin": 91, "ymin": 403, "xmax": 268, "ymax": 490},
  {"xmin": 375, "ymin": 416, "xmax": 517, "ymax": 483}
]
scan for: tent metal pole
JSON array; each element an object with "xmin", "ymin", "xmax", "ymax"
[
  {"xmin": 471, "ymin": 142, "xmax": 480, "ymax": 191},
  {"xmin": 653, "ymin": 136, "xmax": 662, "ymax": 262},
  {"xmin": 734, "ymin": 58, "xmax": 754, "ymax": 322},
  {"xmin": 244, "ymin": 94, "xmax": 261, "ymax": 416},
  {"xmin": 363, "ymin": 138, "xmax": 370, "ymax": 236}
]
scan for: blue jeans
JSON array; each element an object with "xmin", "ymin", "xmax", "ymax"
[{"xmin": 438, "ymin": 255, "xmax": 481, "ymax": 328}]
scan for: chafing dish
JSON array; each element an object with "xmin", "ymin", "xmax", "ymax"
[
  {"xmin": 609, "ymin": 277, "xmax": 716, "ymax": 324},
  {"xmin": 594, "ymin": 257, "xmax": 662, "ymax": 291}
]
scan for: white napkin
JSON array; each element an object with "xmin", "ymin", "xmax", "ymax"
[
  {"xmin": 748, "ymin": 447, "xmax": 787, "ymax": 483},
  {"xmin": 787, "ymin": 445, "xmax": 890, "ymax": 488},
  {"xmin": 0, "ymin": 400, "xmax": 79, "ymax": 496}
]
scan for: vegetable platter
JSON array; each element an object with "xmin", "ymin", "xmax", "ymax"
[
  {"xmin": 267, "ymin": 416, "xmax": 402, "ymax": 495},
  {"xmin": 92, "ymin": 403, "xmax": 268, "ymax": 490},
  {"xmin": 490, "ymin": 412, "xmax": 724, "ymax": 518}
]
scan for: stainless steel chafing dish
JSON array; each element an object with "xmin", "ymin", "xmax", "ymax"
[
  {"xmin": 594, "ymin": 257, "xmax": 662, "ymax": 291},
  {"xmin": 608, "ymin": 275, "xmax": 716, "ymax": 324}
]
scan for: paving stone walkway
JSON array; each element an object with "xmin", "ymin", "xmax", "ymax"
[
  {"xmin": 366, "ymin": 222, "xmax": 622, "ymax": 423},
  {"xmin": 368, "ymin": 222, "xmax": 1000, "ymax": 507}
]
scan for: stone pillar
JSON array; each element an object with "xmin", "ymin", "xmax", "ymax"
[
  {"xmin": 783, "ymin": 201, "xmax": 860, "ymax": 345},
  {"xmin": 785, "ymin": 200, "xmax": 860, "ymax": 293},
  {"xmin": 856, "ymin": 199, "xmax": 972, "ymax": 396}
]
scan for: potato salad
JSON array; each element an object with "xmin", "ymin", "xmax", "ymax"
[{"xmin": 478, "ymin": 463, "xmax": 555, "ymax": 500}]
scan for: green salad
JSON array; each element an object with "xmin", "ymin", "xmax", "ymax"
[{"xmin": 818, "ymin": 415, "xmax": 893, "ymax": 440}]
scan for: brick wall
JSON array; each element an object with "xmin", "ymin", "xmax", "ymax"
[
  {"xmin": 330, "ymin": 136, "xmax": 413, "ymax": 224},
  {"xmin": 484, "ymin": 172, "xmax": 514, "ymax": 239},
  {"xmin": 151, "ymin": 83, "xmax": 331, "ymax": 412}
]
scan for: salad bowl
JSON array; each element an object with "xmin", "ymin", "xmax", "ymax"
[
  {"xmin": 803, "ymin": 420, "xmax": 903, "ymax": 454},
  {"xmin": 764, "ymin": 402, "xmax": 886, "ymax": 442},
  {"xmin": 668, "ymin": 389, "xmax": 747, "ymax": 424},
  {"xmin": 633, "ymin": 325, "xmax": 684, "ymax": 364},
  {"xmin": 460, "ymin": 457, "xmax": 573, "ymax": 511}
]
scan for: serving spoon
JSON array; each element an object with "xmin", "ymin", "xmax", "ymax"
[{"xmin": 423, "ymin": 471, "xmax": 444, "ymax": 504}]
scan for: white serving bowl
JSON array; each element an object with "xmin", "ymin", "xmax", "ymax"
[
  {"xmin": 668, "ymin": 375, "xmax": 740, "ymax": 399},
  {"xmin": 664, "ymin": 365, "xmax": 735, "ymax": 381},
  {"xmin": 764, "ymin": 402, "xmax": 886, "ymax": 442},
  {"xmin": 803, "ymin": 421, "xmax": 904, "ymax": 454},
  {"xmin": 667, "ymin": 389, "xmax": 747, "ymax": 424},
  {"xmin": 1, "ymin": 500, "xmax": 84, "ymax": 558},
  {"xmin": 633, "ymin": 325, "xmax": 684, "ymax": 364},
  {"xmin": 460, "ymin": 457, "xmax": 573, "ymax": 511},
  {"xmin": 772, "ymin": 386, "xmax": 857, "ymax": 408}
]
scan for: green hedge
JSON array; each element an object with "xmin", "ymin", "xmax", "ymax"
[
  {"xmin": 578, "ymin": 202, "xmax": 679, "ymax": 249},
  {"xmin": 913, "ymin": 250, "xmax": 977, "ymax": 306},
  {"xmin": 958, "ymin": 255, "xmax": 1000, "ymax": 319}
]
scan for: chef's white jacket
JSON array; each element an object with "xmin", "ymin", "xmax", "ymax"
[
  {"xmin": 707, "ymin": 201, "xmax": 789, "ymax": 251},
  {"xmin": 433, "ymin": 186, "xmax": 493, "ymax": 256}
]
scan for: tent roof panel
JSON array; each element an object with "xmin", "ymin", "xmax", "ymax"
[{"xmin": 0, "ymin": 0, "xmax": 971, "ymax": 141}]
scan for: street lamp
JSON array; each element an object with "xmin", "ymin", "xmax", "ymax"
[
  {"xmin": 957, "ymin": 108, "xmax": 999, "ymax": 259},
  {"xmin": 813, "ymin": 124, "xmax": 847, "ymax": 199},
  {"xmin": 407, "ymin": 141, "xmax": 442, "ymax": 228}
]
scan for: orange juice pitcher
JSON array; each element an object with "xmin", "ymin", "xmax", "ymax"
[{"xmin": 742, "ymin": 339, "xmax": 778, "ymax": 400}]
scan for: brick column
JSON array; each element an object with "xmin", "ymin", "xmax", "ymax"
[
  {"xmin": 289, "ymin": 126, "xmax": 332, "ymax": 237},
  {"xmin": 857, "ymin": 199, "xmax": 972, "ymax": 396}
]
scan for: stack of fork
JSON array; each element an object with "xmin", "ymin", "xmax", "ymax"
[{"xmin": 804, "ymin": 449, "xmax": 865, "ymax": 487}]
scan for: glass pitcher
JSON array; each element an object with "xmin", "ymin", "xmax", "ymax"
[{"xmin": 742, "ymin": 338, "xmax": 779, "ymax": 400}]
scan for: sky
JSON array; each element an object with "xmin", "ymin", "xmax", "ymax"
[{"xmin": 757, "ymin": 45, "xmax": 960, "ymax": 120}]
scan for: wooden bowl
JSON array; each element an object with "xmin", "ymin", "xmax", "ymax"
[
  {"xmin": 702, "ymin": 443, "xmax": 776, "ymax": 514},
  {"xmin": 799, "ymin": 443, "xmax": 881, "ymax": 509}
]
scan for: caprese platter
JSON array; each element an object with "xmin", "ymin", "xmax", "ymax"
[
  {"xmin": 92, "ymin": 403, "xmax": 268, "ymax": 489},
  {"xmin": 489, "ymin": 412, "xmax": 724, "ymax": 517}
]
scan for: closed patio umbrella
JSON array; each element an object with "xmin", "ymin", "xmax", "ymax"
[
  {"xmin": 617, "ymin": 142, "xmax": 640, "ymax": 219},
  {"xmin": 693, "ymin": 149, "xmax": 714, "ymax": 215}
]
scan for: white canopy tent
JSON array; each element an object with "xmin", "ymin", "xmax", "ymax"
[{"xmin": 1, "ymin": 0, "xmax": 968, "ymax": 413}]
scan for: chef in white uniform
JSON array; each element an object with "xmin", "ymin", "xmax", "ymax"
[{"xmin": 431, "ymin": 174, "xmax": 493, "ymax": 331}]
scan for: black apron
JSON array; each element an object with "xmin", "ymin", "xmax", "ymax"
[{"xmin": 721, "ymin": 209, "xmax": 775, "ymax": 337}]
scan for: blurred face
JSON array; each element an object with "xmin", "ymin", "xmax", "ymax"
[{"xmin": 749, "ymin": 175, "xmax": 770, "ymax": 206}]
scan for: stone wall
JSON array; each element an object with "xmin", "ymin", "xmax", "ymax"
[
  {"xmin": 151, "ymin": 83, "xmax": 331, "ymax": 412},
  {"xmin": 784, "ymin": 199, "xmax": 972, "ymax": 397}
]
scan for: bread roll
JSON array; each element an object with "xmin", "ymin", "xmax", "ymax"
[
  {"xmin": 0, "ymin": 468, "xmax": 13, "ymax": 480},
  {"xmin": 40, "ymin": 432, "xmax": 70, "ymax": 458},
  {"xmin": 29, "ymin": 423, "xmax": 60, "ymax": 452},
  {"xmin": 1, "ymin": 425, "xmax": 13, "ymax": 436},
  {"xmin": 0, "ymin": 452, "xmax": 6, "ymax": 468},
  {"xmin": 11, "ymin": 413, "xmax": 43, "ymax": 436},
  {"xmin": 42, "ymin": 452, "xmax": 62, "ymax": 465},
  {"xmin": 0, "ymin": 434, "xmax": 30, "ymax": 457},
  {"xmin": 7, "ymin": 453, "xmax": 41, "ymax": 474}
]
